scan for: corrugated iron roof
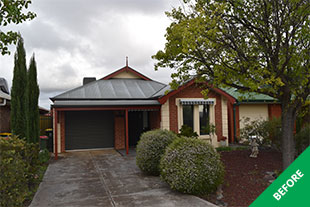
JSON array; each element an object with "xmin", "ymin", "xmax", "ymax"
[
  {"xmin": 151, "ymin": 85, "xmax": 171, "ymax": 98},
  {"xmin": 52, "ymin": 79, "xmax": 167, "ymax": 100},
  {"xmin": 221, "ymin": 88, "xmax": 276, "ymax": 102},
  {"xmin": 53, "ymin": 100, "xmax": 160, "ymax": 107}
]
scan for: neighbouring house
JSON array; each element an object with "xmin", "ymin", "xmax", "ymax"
[
  {"xmin": 0, "ymin": 78, "xmax": 11, "ymax": 133},
  {"xmin": 51, "ymin": 64, "xmax": 282, "ymax": 157},
  {"xmin": 0, "ymin": 77, "xmax": 50, "ymax": 134}
]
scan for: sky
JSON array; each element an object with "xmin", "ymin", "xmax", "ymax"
[{"xmin": 0, "ymin": 0, "xmax": 181, "ymax": 109}]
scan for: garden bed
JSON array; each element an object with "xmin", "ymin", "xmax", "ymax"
[
  {"xmin": 23, "ymin": 161, "xmax": 49, "ymax": 206},
  {"xmin": 202, "ymin": 148, "xmax": 282, "ymax": 207}
]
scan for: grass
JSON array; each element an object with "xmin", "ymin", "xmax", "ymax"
[{"xmin": 216, "ymin": 145, "xmax": 249, "ymax": 152}]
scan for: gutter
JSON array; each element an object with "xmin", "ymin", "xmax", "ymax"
[
  {"xmin": 238, "ymin": 99, "xmax": 280, "ymax": 104},
  {"xmin": 0, "ymin": 99, "xmax": 6, "ymax": 106}
]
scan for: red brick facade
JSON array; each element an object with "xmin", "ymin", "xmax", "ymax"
[
  {"xmin": 0, "ymin": 105, "xmax": 10, "ymax": 133},
  {"xmin": 268, "ymin": 104, "xmax": 282, "ymax": 119},
  {"xmin": 114, "ymin": 115, "xmax": 125, "ymax": 150},
  {"xmin": 149, "ymin": 111, "xmax": 160, "ymax": 129},
  {"xmin": 168, "ymin": 84, "xmax": 223, "ymax": 141},
  {"xmin": 60, "ymin": 111, "xmax": 65, "ymax": 153},
  {"xmin": 227, "ymin": 103, "xmax": 234, "ymax": 142},
  {"xmin": 235, "ymin": 105, "xmax": 240, "ymax": 138}
]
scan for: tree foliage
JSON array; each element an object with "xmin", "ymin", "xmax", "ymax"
[
  {"xmin": 26, "ymin": 55, "xmax": 39, "ymax": 143},
  {"xmin": 11, "ymin": 37, "xmax": 40, "ymax": 143},
  {"xmin": 153, "ymin": 0, "xmax": 310, "ymax": 169},
  {"xmin": 11, "ymin": 37, "xmax": 27, "ymax": 139},
  {"xmin": 0, "ymin": 0, "xmax": 36, "ymax": 55}
]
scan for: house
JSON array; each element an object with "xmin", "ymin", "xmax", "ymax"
[
  {"xmin": 51, "ymin": 64, "xmax": 281, "ymax": 158},
  {"xmin": 51, "ymin": 64, "xmax": 282, "ymax": 156},
  {"xmin": 0, "ymin": 78, "xmax": 11, "ymax": 133},
  {"xmin": 0, "ymin": 77, "xmax": 50, "ymax": 135}
]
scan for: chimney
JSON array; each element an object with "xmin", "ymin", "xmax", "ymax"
[{"xmin": 83, "ymin": 77, "xmax": 96, "ymax": 85}]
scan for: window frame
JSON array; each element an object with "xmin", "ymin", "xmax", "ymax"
[{"xmin": 177, "ymin": 98, "xmax": 216, "ymax": 140}]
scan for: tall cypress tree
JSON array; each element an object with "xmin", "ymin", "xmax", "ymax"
[
  {"xmin": 26, "ymin": 55, "xmax": 40, "ymax": 143},
  {"xmin": 10, "ymin": 37, "xmax": 27, "ymax": 138}
]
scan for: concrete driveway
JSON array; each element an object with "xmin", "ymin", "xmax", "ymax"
[{"xmin": 30, "ymin": 150, "xmax": 217, "ymax": 207}]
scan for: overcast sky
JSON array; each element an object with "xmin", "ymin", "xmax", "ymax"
[{"xmin": 0, "ymin": 0, "xmax": 181, "ymax": 109}]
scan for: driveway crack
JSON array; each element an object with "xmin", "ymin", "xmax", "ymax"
[{"xmin": 88, "ymin": 152, "xmax": 116, "ymax": 207}]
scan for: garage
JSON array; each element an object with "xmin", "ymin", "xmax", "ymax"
[{"xmin": 65, "ymin": 111, "xmax": 114, "ymax": 150}]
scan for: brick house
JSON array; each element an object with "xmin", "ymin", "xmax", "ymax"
[
  {"xmin": 0, "ymin": 78, "xmax": 11, "ymax": 133},
  {"xmin": 51, "ymin": 65, "xmax": 281, "ymax": 157},
  {"xmin": 0, "ymin": 77, "xmax": 50, "ymax": 135}
]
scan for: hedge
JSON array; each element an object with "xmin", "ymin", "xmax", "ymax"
[
  {"xmin": 0, "ymin": 136, "xmax": 41, "ymax": 207},
  {"xmin": 136, "ymin": 129, "xmax": 178, "ymax": 175}
]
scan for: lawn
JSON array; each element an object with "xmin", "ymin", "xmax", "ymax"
[{"xmin": 202, "ymin": 148, "xmax": 282, "ymax": 207}]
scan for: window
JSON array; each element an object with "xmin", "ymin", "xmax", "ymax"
[
  {"xmin": 199, "ymin": 105, "xmax": 210, "ymax": 135},
  {"xmin": 180, "ymin": 99, "xmax": 214, "ymax": 137},
  {"xmin": 182, "ymin": 105, "xmax": 194, "ymax": 130}
]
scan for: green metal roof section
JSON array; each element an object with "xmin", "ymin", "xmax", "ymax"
[{"xmin": 221, "ymin": 87, "xmax": 277, "ymax": 103}]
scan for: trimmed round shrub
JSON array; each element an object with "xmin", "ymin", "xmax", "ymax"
[
  {"xmin": 160, "ymin": 138, "xmax": 224, "ymax": 195},
  {"xmin": 136, "ymin": 129, "xmax": 178, "ymax": 175}
]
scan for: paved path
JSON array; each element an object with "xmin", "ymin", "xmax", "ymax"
[{"xmin": 30, "ymin": 150, "xmax": 218, "ymax": 207}]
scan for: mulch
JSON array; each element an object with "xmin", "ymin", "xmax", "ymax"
[{"xmin": 203, "ymin": 149, "xmax": 282, "ymax": 207}]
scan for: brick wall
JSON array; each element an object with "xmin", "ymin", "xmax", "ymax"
[
  {"xmin": 60, "ymin": 111, "xmax": 65, "ymax": 153},
  {"xmin": 227, "ymin": 103, "xmax": 234, "ymax": 142},
  {"xmin": 149, "ymin": 111, "xmax": 160, "ymax": 129},
  {"xmin": 268, "ymin": 104, "xmax": 282, "ymax": 119},
  {"xmin": 0, "ymin": 105, "xmax": 10, "ymax": 132},
  {"xmin": 168, "ymin": 84, "xmax": 223, "ymax": 141},
  {"xmin": 235, "ymin": 105, "xmax": 240, "ymax": 137},
  {"xmin": 114, "ymin": 115, "xmax": 125, "ymax": 150}
]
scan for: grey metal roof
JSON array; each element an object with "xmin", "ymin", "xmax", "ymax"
[
  {"xmin": 53, "ymin": 100, "xmax": 160, "ymax": 107},
  {"xmin": 151, "ymin": 85, "xmax": 171, "ymax": 97},
  {"xmin": 0, "ymin": 78, "xmax": 9, "ymax": 94},
  {"xmin": 52, "ymin": 79, "xmax": 167, "ymax": 100}
]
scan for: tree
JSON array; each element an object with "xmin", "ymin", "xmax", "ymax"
[
  {"xmin": 11, "ymin": 37, "xmax": 27, "ymax": 138},
  {"xmin": 26, "ymin": 55, "xmax": 39, "ymax": 143},
  {"xmin": 0, "ymin": 0, "xmax": 36, "ymax": 55},
  {"xmin": 153, "ymin": 0, "xmax": 310, "ymax": 169}
]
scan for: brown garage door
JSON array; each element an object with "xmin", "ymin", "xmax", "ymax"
[{"xmin": 65, "ymin": 111, "xmax": 114, "ymax": 150}]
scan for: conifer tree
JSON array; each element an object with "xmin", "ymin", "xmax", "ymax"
[
  {"xmin": 26, "ymin": 55, "xmax": 40, "ymax": 143},
  {"xmin": 10, "ymin": 37, "xmax": 27, "ymax": 138}
]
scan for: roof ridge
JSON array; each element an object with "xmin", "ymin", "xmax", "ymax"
[{"xmin": 101, "ymin": 66, "xmax": 152, "ymax": 81}]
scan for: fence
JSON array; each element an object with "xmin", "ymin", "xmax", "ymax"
[{"xmin": 40, "ymin": 115, "xmax": 52, "ymax": 135}]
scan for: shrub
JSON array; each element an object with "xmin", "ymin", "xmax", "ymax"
[
  {"xmin": 264, "ymin": 117, "xmax": 282, "ymax": 149},
  {"xmin": 39, "ymin": 149, "xmax": 50, "ymax": 164},
  {"xmin": 0, "ymin": 137, "xmax": 28, "ymax": 207},
  {"xmin": 239, "ymin": 117, "xmax": 281, "ymax": 149},
  {"xmin": 295, "ymin": 124, "xmax": 310, "ymax": 156},
  {"xmin": 0, "ymin": 136, "xmax": 41, "ymax": 207},
  {"xmin": 160, "ymin": 138, "xmax": 224, "ymax": 195},
  {"xmin": 178, "ymin": 125, "xmax": 198, "ymax": 138},
  {"xmin": 136, "ymin": 129, "xmax": 178, "ymax": 175}
]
